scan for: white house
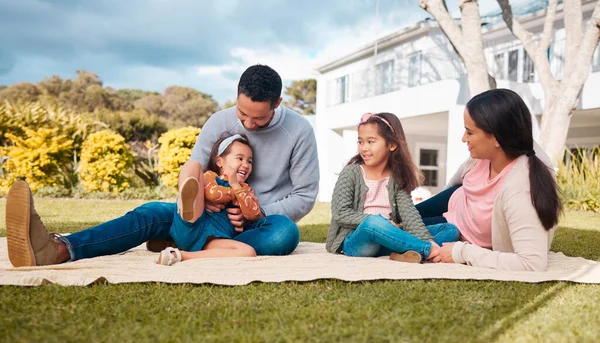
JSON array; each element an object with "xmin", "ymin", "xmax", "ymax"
[{"xmin": 314, "ymin": 1, "xmax": 600, "ymax": 202}]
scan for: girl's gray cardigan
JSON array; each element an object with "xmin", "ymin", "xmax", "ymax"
[{"xmin": 325, "ymin": 164, "xmax": 433, "ymax": 254}]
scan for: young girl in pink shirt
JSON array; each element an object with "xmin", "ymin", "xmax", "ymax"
[{"xmin": 326, "ymin": 112, "xmax": 460, "ymax": 263}]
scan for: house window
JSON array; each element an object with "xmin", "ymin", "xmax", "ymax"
[
  {"xmin": 593, "ymin": 46, "xmax": 600, "ymax": 72},
  {"xmin": 408, "ymin": 52, "xmax": 422, "ymax": 87},
  {"xmin": 508, "ymin": 49, "xmax": 519, "ymax": 81},
  {"xmin": 494, "ymin": 53, "xmax": 505, "ymax": 79},
  {"xmin": 419, "ymin": 148, "xmax": 439, "ymax": 187},
  {"xmin": 523, "ymin": 51, "xmax": 535, "ymax": 82},
  {"xmin": 335, "ymin": 75, "xmax": 349, "ymax": 104},
  {"xmin": 375, "ymin": 60, "xmax": 394, "ymax": 95}
]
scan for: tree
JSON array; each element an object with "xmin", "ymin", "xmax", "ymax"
[
  {"xmin": 283, "ymin": 79, "xmax": 317, "ymax": 115},
  {"xmin": 420, "ymin": 0, "xmax": 496, "ymax": 96},
  {"xmin": 135, "ymin": 94, "xmax": 164, "ymax": 114},
  {"xmin": 420, "ymin": 0, "xmax": 600, "ymax": 164},
  {"xmin": 497, "ymin": 0, "xmax": 600, "ymax": 164},
  {"xmin": 0, "ymin": 82, "xmax": 42, "ymax": 104},
  {"xmin": 160, "ymin": 86, "xmax": 218, "ymax": 128},
  {"xmin": 221, "ymin": 99, "xmax": 237, "ymax": 110}
]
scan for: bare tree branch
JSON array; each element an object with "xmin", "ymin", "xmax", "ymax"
[
  {"xmin": 540, "ymin": 0, "xmax": 558, "ymax": 51},
  {"xmin": 497, "ymin": 0, "xmax": 558, "ymax": 97},
  {"xmin": 563, "ymin": 0, "xmax": 584, "ymax": 78},
  {"xmin": 420, "ymin": 0, "xmax": 466, "ymax": 56},
  {"xmin": 563, "ymin": 0, "xmax": 600, "ymax": 92},
  {"xmin": 421, "ymin": 0, "xmax": 493, "ymax": 95}
]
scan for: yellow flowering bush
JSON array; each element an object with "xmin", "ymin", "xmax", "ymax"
[
  {"xmin": 156, "ymin": 127, "xmax": 200, "ymax": 187},
  {"xmin": 79, "ymin": 130, "xmax": 134, "ymax": 193},
  {"xmin": 0, "ymin": 127, "xmax": 74, "ymax": 192}
]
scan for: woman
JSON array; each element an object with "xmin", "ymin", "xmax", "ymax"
[{"xmin": 417, "ymin": 88, "xmax": 561, "ymax": 271}]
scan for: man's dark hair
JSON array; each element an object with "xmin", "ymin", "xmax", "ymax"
[{"xmin": 237, "ymin": 64, "xmax": 282, "ymax": 108}]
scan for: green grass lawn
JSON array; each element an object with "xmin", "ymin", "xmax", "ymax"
[{"xmin": 1, "ymin": 198, "xmax": 600, "ymax": 342}]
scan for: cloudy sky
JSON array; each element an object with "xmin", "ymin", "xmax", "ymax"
[{"xmin": 0, "ymin": 0, "xmax": 501, "ymax": 104}]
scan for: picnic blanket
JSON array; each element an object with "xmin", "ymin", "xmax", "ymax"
[{"xmin": 1, "ymin": 238, "xmax": 600, "ymax": 286}]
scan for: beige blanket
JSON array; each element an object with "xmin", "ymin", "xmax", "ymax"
[{"xmin": 1, "ymin": 238, "xmax": 599, "ymax": 286}]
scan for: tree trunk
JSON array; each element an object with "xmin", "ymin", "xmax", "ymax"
[{"xmin": 539, "ymin": 95, "xmax": 574, "ymax": 165}]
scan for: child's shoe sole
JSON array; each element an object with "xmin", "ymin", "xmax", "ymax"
[
  {"xmin": 178, "ymin": 177, "xmax": 200, "ymax": 222},
  {"xmin": 389, "ymin": 250, "xmax": 422, "ymax": 263}
]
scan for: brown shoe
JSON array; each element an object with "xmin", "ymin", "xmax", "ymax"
[
  {"xmin": 145, "ymin": 239, "xmax": 178, "ymax": 252},
  {"xmin": 6, "ymin": 181, "xmax": 60, "ymax": 267},
  {"xmin": 390, "ymin": 250, "xmax": 422, "ymax": 263}
]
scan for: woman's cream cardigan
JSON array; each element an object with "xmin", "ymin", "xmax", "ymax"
[{"xmin": 447, "ymin": 144, "xmax": 556, "ymax": 271}]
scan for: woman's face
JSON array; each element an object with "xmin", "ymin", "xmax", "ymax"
[{"xmin": 462, "ymin": 109, "xmax": 500, "ymax": 160}]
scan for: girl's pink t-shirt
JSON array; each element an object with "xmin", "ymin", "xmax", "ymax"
[
  {"xmin": 443, "ymin": 159, "xmax": 517, "ymax": 248},
  {"xmin": 360, "ymin": 166, "xmax": 392, "ymax": 219}
]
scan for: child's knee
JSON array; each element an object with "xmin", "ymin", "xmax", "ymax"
[{"xmin": 240, "ymin": 245, "xmax": 257, "ymax": 257}]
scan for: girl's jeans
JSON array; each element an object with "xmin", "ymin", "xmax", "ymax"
[{"xmin": 342, "ymin": 215, "xmax": 460, "ymax": 260}]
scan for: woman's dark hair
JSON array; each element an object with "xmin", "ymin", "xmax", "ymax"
[
  {"xmin": 237, "ymin": 64, "xmax": 282, "ymax": 109},
  {"xmin": 348, "ymin": 112, "xmax": 422, "ymax": 193},
  {"xmin": 466, "ymin": 88, "xmax": 561, "ymax": 230},
  {"xmin": 206, "ymin": 133, "xmax": 252, "ymax": 174}
]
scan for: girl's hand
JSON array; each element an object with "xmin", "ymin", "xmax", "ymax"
[
  {"xmin": 222, "ymin": 166, "xmax": 241, "ymax": 188},
  {"xmin": 432, "ymin": 242, "xmax": 455, "ymax": 263},
  {"xmin": 427, "ymin": 241, "xmax": 441, "ymax": 260}
]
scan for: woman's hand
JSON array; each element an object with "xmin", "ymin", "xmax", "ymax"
[{"xmin": 431, "ymin": 242, "xmax": 456, "ymax": 263}]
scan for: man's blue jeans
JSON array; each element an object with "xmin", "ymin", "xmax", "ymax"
[
  {"xmin": 64, "ymin": 202, "xmax": 300, "ymax": 260},
  {"xmin": 342, "ymin": 215, "xmax": 460, "ymax": 260}
]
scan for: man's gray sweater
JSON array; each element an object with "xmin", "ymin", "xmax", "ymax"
[{"xmin": 190, "ymin": 105, "xmax": 319, "ymax": 222}]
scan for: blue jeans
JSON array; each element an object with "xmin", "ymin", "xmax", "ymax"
[
  {"xmin": 415, "ymin": 185, "xmax": 461, "ymax": 226},
  {"xmin": 342, "ymin": 215, "xmax": 460, "ymax": 260},
  {"xmin": 64, "ymin": 202, "xmax": 300, "ymax": 260}
]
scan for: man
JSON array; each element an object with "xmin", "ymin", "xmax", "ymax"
[{"xmin": 6, "ymin": 64, "xmax": 319, "ymax": 266}]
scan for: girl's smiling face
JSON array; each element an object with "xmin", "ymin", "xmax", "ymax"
[
  {"xmin": 216, "ymin": 141, "xmax": 253, "ymax": 183},
  {"xmin": 357, "ymin": 123, "xmax": 395, "ymax": 170}
]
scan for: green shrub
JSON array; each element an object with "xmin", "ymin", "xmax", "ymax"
[
  {"xmin": 79, "ymin": 130, "xmax": 134, "ymax": 193},
  {"xmin": 156, "ymin": 127, "xmax": 200, "ymax": 187},
  {"xmin": 0, "ymin": 101, "xmax": 107, "ymax": 150},
  {"xmin": 0, "ymin": 127, "xmax": 74, "ymax": 192},
  {"xmin": 558, "ymin": 148, "xmax": 600, "ymax": 213}
]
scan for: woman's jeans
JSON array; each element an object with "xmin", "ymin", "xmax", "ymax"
[
  {"xmin": 415, "ymin": 185, "xmax": 461, "ymax": 225},
  {"xmin": 63, "ymin": 202, "xmax": 300, "ymax": 260},
  {"xmin": 342, "ymin": 215, "xmax": 460, "ymax": 260}
]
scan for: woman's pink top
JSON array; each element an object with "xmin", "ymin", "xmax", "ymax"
[{"xmin": 444, "ymin": 159, "xmax": 517, "ymax": 248}]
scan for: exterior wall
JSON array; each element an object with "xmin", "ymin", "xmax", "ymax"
[{"xmin": 315, "ymin": 2, "xmax": 600, "ymax": 202}]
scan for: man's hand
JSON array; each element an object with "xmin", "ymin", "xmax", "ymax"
[
  {"xmin": 226, "ymin": 207, "xmax": 246, "ymax": 232},
  {"xmin": 432, "ymin": 242, "xmax": 456, "ymax": 263},
  {"xmin": 205, "ymin": 201, "xmax": 226, "ymax": 213}
]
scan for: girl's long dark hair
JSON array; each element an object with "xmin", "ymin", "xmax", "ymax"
[
  {"xmin": 466, "ymin": 88, "xmax": 561, "ymax": 230},
  {"xmin": 206, "ymin": 133, "xmax": 252, "ymax": 174},
  {"xmin": 348, "ymin": 112, "xmax": 422, "ymax": 193}
]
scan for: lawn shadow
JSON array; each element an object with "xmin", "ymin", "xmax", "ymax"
[{"xmin": 476, "ymin": 281, "xmax": 571, "ymax": 342}]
